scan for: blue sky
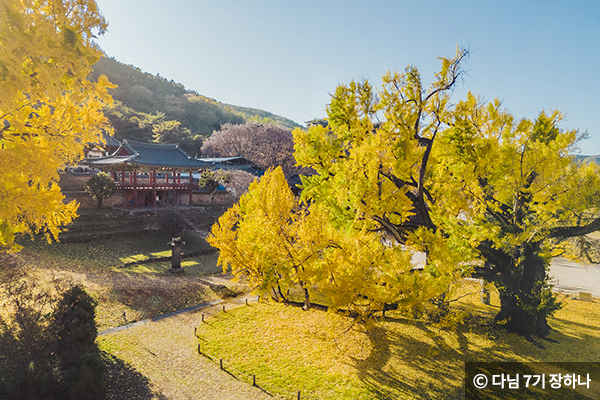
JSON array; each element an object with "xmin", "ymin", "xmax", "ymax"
[{"xmin": 94, "ymin": 0, "xmax": 600, "ymax": 155}]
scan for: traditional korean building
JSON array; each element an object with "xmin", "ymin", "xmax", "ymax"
[
  {"xmin": 84, "ymin": 139, "xmax": 213, "ymax": 208},
  {"xmin": 197, "ymin": 156, "xmax": 263, "ymax": 175},
  {"xmin": 84, "ymin": 132, "xmax": 122, "ymax": 159}
]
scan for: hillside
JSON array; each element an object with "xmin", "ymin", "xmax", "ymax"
[
  {"xmin": 575, "ymin": 154, "xmax": 600, "ymax": 164},
  {"xmin": 90, "ymin": 57, "xmax": 302, "ymax": 155}
]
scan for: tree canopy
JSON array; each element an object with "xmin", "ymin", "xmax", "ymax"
[
  {"xmin": 0, "ymin": 277, "xmax": 104, "ymax": 399},
  {"xmin": 199, "ymin": 169, "xmax": 231, "ymax": 204},
  {"xmin": 209, "ymin": 48, "xmax": 600, "ymax": 340},
  {"xmin": 0, "ymin": 0, "xmax": 113, "ymax": 252}
]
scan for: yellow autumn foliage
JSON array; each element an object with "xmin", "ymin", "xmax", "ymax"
[{"xmin": 0, "ymin": 0, "xmax": 114, "ymax": 251}]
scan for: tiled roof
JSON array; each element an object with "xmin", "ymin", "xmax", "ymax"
[
  {"xmin": 103, "ymin": 133, "xmax": 122, "ymax": 148},
  {"xmin": 197, "ymin": 156, "xmax": 264, "ymax": 174},
  {"xmin": 198, "ymin": 156, "xmax": 249, "ymax": 164},
  {"xmin": 84, "ymin": 140, "xmax": 211, "ymax": 170}
]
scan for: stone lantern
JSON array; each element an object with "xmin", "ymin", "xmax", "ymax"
[{"xmin": 168, "ymin": 236, "xmax": 185, "ymax": 272}]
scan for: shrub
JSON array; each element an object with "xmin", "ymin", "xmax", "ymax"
[{"xmin": 85, "ymin": 172, "xmax": 117, "ymax": 209}]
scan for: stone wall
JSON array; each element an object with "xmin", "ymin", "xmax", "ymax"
[
  {"xmin": 191, "ymin": 190, "xmax": 233, "ymax": 206},
  {"xmin": 58, "ymin": 172, "xmax": 94, "ymax": 191},
  {"xmin": 62, "ymin": 191, "xmax": 123, "ymax": 209},
  {"xmin": 63, "ymin": 190, "xmax": 234, "ymax": 209},
  {"xmin": 59, "ymin": 172, "xmax": 234, "ymax": 209}
]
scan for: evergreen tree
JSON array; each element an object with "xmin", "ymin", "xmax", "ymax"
[{"xmin": 51, "ymin": 285, "xmax": 105, "ymax": 400}]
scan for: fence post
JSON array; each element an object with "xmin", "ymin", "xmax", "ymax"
[
  {"xmin": 220, "ymin": 359, "xmax": 223, "ymax": 370},
  {"xmin": 253, "ymin": 374, "xmax": 256, "ymax": 387},
  {"xmin": 197, "ymin": 344, "xmax": 201, "ymax": 354},
  {"xmin": 194, "ymin": 327, "xmax": 197, "ymax": 337},
  {"xmin": 297, "ymin": 390, "xmax": 301, "ymax": 400},
  {"xmin": 223, "ymin": 305, "xmax": 226, "ymax": 312},
  {"xmin": 202, "ymin": 313, "xmax": 205, "ymax": 322}
]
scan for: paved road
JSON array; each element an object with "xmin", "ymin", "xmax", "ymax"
[{"xmin": 549, "ymin": 258, "xmax": 600, "ymax": 297}]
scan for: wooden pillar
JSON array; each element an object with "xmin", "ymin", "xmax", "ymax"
[
  {"xmin": 121, "ymin": 169, "xmax": 127, "ymax": 208},
  {"xmin": 152, "ymin": 170, "xmax": 157, "ymax": 207},
  {"xmin": 189, "ymin": 172, "xmax": 193, "ymax": 206},
  {"xmin": 177, "ymin": 172, "xmax": 181, "ymax": 184},
  {"xmin": 129, "ymin": 170, "xmax": 137, "ymax": 208},
  {"xmin": 166, "ymin": 172, "xmax": 169, "ymax": 184}
]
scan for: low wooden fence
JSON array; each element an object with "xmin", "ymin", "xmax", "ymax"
[{"xmin": 195, "ymin": 303, "xmax": 324, "ymax": 400}]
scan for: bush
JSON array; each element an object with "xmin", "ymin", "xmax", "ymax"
[{"xmin": 85, "ymin": 172, "xmax": 117, "ymax": 209}]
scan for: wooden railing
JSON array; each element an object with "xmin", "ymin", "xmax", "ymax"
[{"xmin": 116, "ymin": 182, "xmax": 196, "ymax": 190}]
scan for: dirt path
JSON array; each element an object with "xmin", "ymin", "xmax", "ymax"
[{"xmin": 97, "ymin": 291, "xmax": 277, "ymax": 399}]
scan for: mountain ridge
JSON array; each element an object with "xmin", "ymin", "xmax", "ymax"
[
  {"xmin": 90, "ymin": 57, "xmax": 302, "ymax": 155},
  {"xmin": 574, "ymin": 155, "xmax": 600, "ymax": 164}
]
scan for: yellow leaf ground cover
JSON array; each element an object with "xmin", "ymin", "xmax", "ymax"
[
  {"xmin": 8, "ymin": 230, "xmax": 227, "ymax": 330},
  {"xmin": 190, "ymin": 282, "xmax": 600, "ymax": 399},
  {"xmin": 7, "ymin": 231, "xmax": 600, "ymax": 399}
]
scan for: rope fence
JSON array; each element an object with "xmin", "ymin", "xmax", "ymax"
[{"xmin": 194, "ymin": 305, "xmax": 325, "ymax": 400}]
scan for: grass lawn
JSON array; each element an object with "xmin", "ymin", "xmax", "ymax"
[
  {"xmin": 179, "ymin": 282, "xmax": 599, "ymax": 400},
  {"xmin": 10, "ymin": 226, "xmax": 600, "ymax": 399},
  {"xmin": 11, "ymin": 229, "xmax": 234, "ymax": 331},
  {"xmin": 17, "ymin": 230, "xmax": 214, "ymax": 270}
]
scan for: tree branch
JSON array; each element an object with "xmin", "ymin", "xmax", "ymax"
[{"xmin": 550, "ymin": 217, "xmax": 600, "ymax": 238}]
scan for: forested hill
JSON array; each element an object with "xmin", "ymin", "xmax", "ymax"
[
  {"xmin": 575, "ymin": 155, "xmax": 600, "ymax": 164},
  {"xmin": 90, "ymin": 57, "xmax": 302, "ymax": 155}
]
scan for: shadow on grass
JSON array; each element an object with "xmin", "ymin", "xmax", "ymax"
[
  {"xmin": 211, "ymin": 283, "xmax": 245, "ymax": 299},
  {"xmin": 351, "ymin": 310, "xmax": 600, "ymax": 400},
  {"xmin": 351, "ymin": 324, "xmax": 466, "ymax": 399},
  {"xmin": 102, "ymin": 351, "xmax": 167, "ymax": 400}
]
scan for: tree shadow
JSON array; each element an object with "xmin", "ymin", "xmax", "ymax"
[
  {"xmin": 349, "ymin": 309, "xmax": 600, "ymax": 400},
  {"xmin": 102, "ymin": 351, "xmax": 167, "ymax": 400}
]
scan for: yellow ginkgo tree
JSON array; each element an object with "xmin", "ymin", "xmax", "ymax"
[
  {"xmin": 210, "ymin": 48, "xmax": 600, "ymax": 342},
  {"xmin": 208, "ymin": 166, "xmax": 461, "ymax": 320},
  {"xmin": 441, "ymin": 97, "xmax": 600, "ymax": 339},
  {"xmin": 0, "ymin": 0, "xmax": 114, "ymax": 251}
]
